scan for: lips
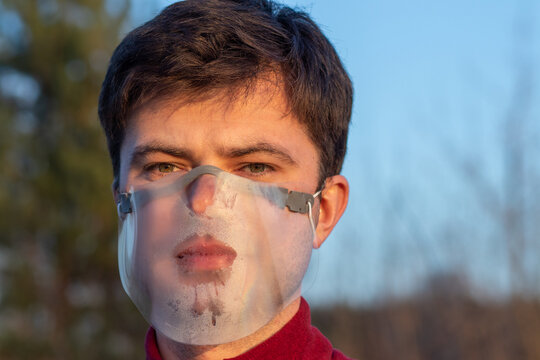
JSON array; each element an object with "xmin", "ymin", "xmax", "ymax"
[{"xmin": 175, "ymin": 234, "xmax": 237, "ymax": 272}]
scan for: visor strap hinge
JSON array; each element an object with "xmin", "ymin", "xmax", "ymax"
[
  {"xmin": 118, "ymin": 193, "xmax": 133, "ymax": 214},
  {"xmin": 285, "ymin": 191, "xmax": 314, "ymax": 214}
]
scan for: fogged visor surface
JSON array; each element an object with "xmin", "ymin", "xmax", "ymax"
[{"xmin": 117, "ymin": 165, "xmax": 315, "ymax": 345}]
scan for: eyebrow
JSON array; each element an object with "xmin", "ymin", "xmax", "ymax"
[
  {"xmin": 129, "ymin": 141, "xmax": 196, "ymax": 168},
  {"xmin": 128, "ymin": 141, "xmax": 298, "ymax": 168},
  {"xmin": 220, "ymin": 142, "xmax": 298, "ymax": 166}
]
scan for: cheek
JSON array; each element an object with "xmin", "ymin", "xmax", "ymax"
[
  {"xmin": 265, "ymin": 210, "xmax": 313, "ymax": 294},
  {"xmin": 277, "ymin": 220, "xmax": 312, "ymax": 269},
  {"xmin": 137, "ymin": 199, "xmax": 178, "ymax": 247},
  {"xmin": 133, "ymin": 198, "xmax": 181, "ymax": 283},
  {"xmin": 131, "ymin": 198, "xmax": 186, "ymax": 300}
]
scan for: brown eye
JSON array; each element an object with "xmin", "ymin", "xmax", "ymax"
[
  {"xmin": 158, "ymin": 163, "xmax": 176, "ymax": 173},
  {"xmin": 248, "ymin": 163, "xmax": 266, "ymax": 173}
]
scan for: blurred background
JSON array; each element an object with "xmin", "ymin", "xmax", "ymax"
[{"xmin": 1, "ymin": 0, "xmax": 540, "ymax": 359}]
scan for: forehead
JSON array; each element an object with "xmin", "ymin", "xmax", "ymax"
[{"xmin": 130, "ymin": 84, "xmax": 294, "ymax": 140}]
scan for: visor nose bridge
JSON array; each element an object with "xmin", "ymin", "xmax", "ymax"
[{"xmin": 186, "ymin": 173, "xmax": 217, "ymax": 215}]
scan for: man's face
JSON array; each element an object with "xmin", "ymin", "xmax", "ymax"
[{"xmin": 115, "ymin": 82, "xmax": 323, "ymax": 343}]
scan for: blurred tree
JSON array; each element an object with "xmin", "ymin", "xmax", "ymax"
[{"xmin": 0, "ymin": 0, "xmax": 148, "ymax": 358}]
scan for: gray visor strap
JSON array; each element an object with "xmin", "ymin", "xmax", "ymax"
[{"xmin": 118, "ymin": 165, "xmax": 315, "ymax": 214}]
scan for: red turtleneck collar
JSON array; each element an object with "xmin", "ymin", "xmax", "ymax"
[{"xmin": 145, "ymin": 297, "xmax": 353, "ymax": 360}]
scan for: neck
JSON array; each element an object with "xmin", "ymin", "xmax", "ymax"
[{"xmin": 157, "ymin": 297, "xmax": 301, "ymax": 360}]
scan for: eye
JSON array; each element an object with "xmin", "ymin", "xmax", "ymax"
[
  {"xmin": 143, "ymin": 162, "xmax": 184, "ymax": 180},
  {"xmin": 157, "ymin": 163, "xmax": 177, "ymax": 173},
  {"xmin": 248, "ymin": 163, "xmax": 267, "ymax": 174},
  {"xmin": 238, "ymin": 163, "xmax": 274, "ymax": 178}
]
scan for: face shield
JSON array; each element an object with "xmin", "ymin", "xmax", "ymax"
[{"xmin": 117, "ymin": 165, "xmax": 319, "ymax": 345}]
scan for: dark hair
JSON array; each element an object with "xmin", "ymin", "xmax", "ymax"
[{"xmin": 98, "ymin": 0, "xmax": 352, "ymax": 188}]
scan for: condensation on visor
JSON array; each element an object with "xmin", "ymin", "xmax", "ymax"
[{"xmin": 118, "ymin": 165, "xmax": 316, "ymax": 216}]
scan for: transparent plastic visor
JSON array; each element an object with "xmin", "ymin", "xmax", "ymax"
[{"xmin": 117, "ymin": 165, "xmax": 318, "ymax": 345}]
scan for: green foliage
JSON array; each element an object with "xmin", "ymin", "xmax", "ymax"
[{"xmin": 0, "ymin": 0, "xmax": 148, "ymax": 358}]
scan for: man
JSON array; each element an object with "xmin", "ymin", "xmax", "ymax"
[{"xmin": 98, "ymin": 0, "xmax": 353, "ymax": 358}]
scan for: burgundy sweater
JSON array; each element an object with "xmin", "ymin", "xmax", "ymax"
[{"xmin": 145, "ymin": 297, "xmax": 353, "ymax": 360}]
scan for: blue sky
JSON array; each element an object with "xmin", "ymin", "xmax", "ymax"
[{"xmin": 134, "ymin": 0, "xmax": 540, "ymax": 305}]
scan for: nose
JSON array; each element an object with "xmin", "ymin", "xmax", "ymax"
[{"xmin": 186, "ymin": 174, "xmax": 217, "ymax": 215}]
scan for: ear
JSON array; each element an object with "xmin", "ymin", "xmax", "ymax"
[{"xmin": 313, "ymin": 175, "xmax": 349, "ymax": 249}]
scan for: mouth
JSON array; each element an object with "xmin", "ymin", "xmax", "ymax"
[{"xmin": 175, "ymin": 234, "xmax": 237, "ymax": 272}]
